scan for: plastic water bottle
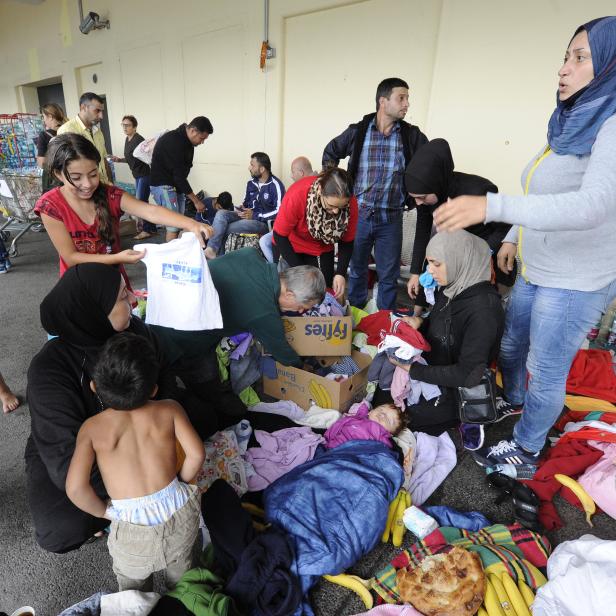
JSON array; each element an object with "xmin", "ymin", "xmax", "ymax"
[{"xmin": 486, "ymin": 464, "xmax": 537, "ymax": 480}]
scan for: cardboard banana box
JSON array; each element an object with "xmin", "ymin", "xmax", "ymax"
[
  {"xmin": 263, "ymin": 350, "xmax": 371, "ymax": 412},
  {"xmin": 281, "ymin": 315, "xmax": 353, "ymax": 356}
]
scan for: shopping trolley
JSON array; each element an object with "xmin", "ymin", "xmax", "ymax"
[{"xmin": 0, "ymin": 168, "xmax": 44, "ymax": 257}]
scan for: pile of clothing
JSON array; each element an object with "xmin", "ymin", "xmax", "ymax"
[
  {"xmin": 300, "ymin": 291, "xmax": 346, "ymax": 317},
  {"xmin": 358, "ymin": 311, "xmax": 439, "ymax": 409},
  {"xmin": 524, "ymin": 409, "xmax": 616, "ymax": 529},
  {"xmin": 302, "ymin": 355, "xmax": 362, "ymax": 381},
  {"xmin": 216, "ymin": 334, "xmax": 260, "ymax": 395}
]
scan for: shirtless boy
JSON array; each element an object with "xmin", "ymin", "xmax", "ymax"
[{"xmin": 66, "ymin": 332, "xmax": 205, "ymax": 591}]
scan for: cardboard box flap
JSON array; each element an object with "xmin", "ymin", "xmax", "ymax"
[{"xmin": 282, "ymin": 314, "xmax": 353, "ymax": 356}]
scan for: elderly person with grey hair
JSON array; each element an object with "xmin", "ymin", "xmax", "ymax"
[{"xmin": 151, "ymin": 247, "xmax": 325, "ymax": 382}]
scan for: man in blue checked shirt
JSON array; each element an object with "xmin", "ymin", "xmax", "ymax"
[
  {"xmin": 204, "ymin": 152, "xmax": 285, "ymax": 258},
  {"xmin": 322, "ymin": 78, "xmax": 428, "ymax": 309}
]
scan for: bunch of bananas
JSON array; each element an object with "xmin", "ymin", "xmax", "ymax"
[
  {"xmin": 309, "ymin": 379, "xmax": 333, "ymax": 409},
  {"xmin": 381, "ymin": 488, "xmax": 411, "ymax": 547},
  {"xmin": 323, "ymin": 573, "xmax": 374, "ymax": 610},
  {"xmin": 478, "ymin": 563, "xmax": 546, "ymax": 616}
]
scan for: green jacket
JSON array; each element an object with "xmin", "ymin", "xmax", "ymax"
[
  {"xmin": 153, "ymin": 248, "xmax": 301, "ymax": 367},
  {"xmin": 167, "ymin": 567, "xmax": 239, "ymax": 616}
]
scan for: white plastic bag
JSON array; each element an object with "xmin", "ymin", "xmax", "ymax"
[
  {"xmin": 133, "ymin": 129, "xmax": 168, "ymax": 166},
  {"xmin": 137, "ymin": 232, "xmax": 223, "ymax": 330}
]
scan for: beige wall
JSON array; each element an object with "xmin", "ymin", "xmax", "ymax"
[
  {"xmin": 0, "ymin": 0, "xmax": 613, "ymax": 197},
  {"xmin": 426, "ymin": 0, "xmax": 616, "ymax": 194}
]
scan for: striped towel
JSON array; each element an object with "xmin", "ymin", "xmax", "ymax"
[{"xmin": 373, "ymin": 523, "xmax": 550, "ymax": 604}]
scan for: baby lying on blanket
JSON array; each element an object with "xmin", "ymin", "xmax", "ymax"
[{"xmin": 323, "ymin": 400, "xmax": 405, "ymax": 450}]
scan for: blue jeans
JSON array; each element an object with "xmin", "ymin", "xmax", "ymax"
[
  {"xmin": 348, "ymin": 213, "xmax": 403, "ymax": 310},
  {"xmin": 259, "ymin": 231, "xmax": 274, "ymax": 263},
  {"xmin": 150, "ymin": 185, "xmax": 185, "ymax": 232},
  {"xmin": 135, "ymin": 175, "xmax": 156, "ymax": 234},
  {"xmin": 500, "ymin": 277, "xmax": 616, "ymax": 453},
  {"xmin": 208, "ymin": 210, "xmax": 267, "ymax": 254}
]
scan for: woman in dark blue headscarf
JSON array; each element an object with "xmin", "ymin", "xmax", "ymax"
[
  {"xmin": 547, "ymin": 17, "xmax": 616, "ymax": 155},
  {"xmin": 432, "ymin": 17, "xmax": 616, "ymax": 466}
]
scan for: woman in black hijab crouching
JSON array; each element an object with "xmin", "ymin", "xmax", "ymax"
[
  {"xmin": 404, "ymin": 138, "xmax": 515, "ymax": 308},
  {"xmin": 25, "ymin": 264, "xmax": 192, "ymax": 553}
]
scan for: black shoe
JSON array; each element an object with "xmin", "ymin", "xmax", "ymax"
[{"xmin": 493, "ymin": 397, "xmax": 523, "ymax": 423}]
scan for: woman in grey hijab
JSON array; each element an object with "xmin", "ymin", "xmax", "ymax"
[
  {"xmin": 375, "ymin": 230, "xmax": 508, "ymax": 443},
  {"xmin": 425, "ymin": 229, "xmax": 492, "ymax": 301}
]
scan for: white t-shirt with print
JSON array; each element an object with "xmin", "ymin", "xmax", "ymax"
[{"xmin": 137, "ymin": 232, "xmax": 223, "ymax": 330}]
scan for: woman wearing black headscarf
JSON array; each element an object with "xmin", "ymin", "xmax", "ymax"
[
  {"xmin": 404, "ymin": 139, "xmax": 513, "ymax": 305},
  {"xmin": 25, "ymin": 263, "xmax": 181, "ymax": 553}
]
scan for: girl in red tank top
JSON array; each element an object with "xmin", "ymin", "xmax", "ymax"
[{"xmin": 35, "ymin": 133, "xmax": 212, "ymax": 278}]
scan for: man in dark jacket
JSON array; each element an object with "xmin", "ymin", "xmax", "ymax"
[
  {"xmin": 204, "ymin": 152, "xmax": 285, "ymax": 258},
  {"xmin": 152, "ymin": 247, "xmax": 325, "ymax": 374},
  {"xmin": 150, "ymin": 116, "xmax": 214, "ymax": 242},
  {"xmin": 322, "ymin": 77, "xmax": 428, "ymax": 310}
]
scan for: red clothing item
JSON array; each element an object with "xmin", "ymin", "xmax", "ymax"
[
  {"xmin": 35, "ymin": 185, "xmax": 124, "ymax": 276},
  {"xmin": 523, "ymin": 439, "xmax": 603, "ymax": 530},
  {"xmin": 555, "ymin": 410, "xmax": 616, "ymax": 432},
  {"xmin": 566, "ymin": 349, "xmax": 616, "ymax": 402},
  {"xmin": 559, "ymin": 427, "xmax": 616, "ymax": 445},
  {"xmin": 356, "ymin": 310, "xmax": 393, "ymax": 345},
  {"xmin": 356, "ymin": 309, "xmax": 430, "ymax": 350},
  {"xmin": 273, "ymin": 175, "xmax": 358, "ymax": 256}
]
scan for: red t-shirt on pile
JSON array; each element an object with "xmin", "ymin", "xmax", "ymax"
[
  {"xmin": 273, "ymin": 175, "xmax": 358, "ymax": 256},
  {"xmin": 35, "ymin": 185, "xmax": 124, "ymax": 276}
]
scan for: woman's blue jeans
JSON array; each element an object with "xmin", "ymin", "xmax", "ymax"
[{"xmin": 499, "ymin": 277, "xmax": 616, "ymax": 453}]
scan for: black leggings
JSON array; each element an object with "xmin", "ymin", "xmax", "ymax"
[{"xmin": 281, "ymin": 251, "xmax": 335, "ymax": 288}]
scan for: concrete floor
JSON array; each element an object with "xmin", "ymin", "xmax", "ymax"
[{"xmin": 1, "ymin": 224, "xmax": 615, "ymax": 616}]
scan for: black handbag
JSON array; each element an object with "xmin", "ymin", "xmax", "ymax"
[
  {"xmin": 457, "ymin": 368, "xmax": 498, "ymax": 424},
  {"xmin": 442, "ymin": 309, "xmax": 499, "ymax": 424}
]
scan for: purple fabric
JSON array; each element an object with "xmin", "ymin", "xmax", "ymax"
[
  {"xmin": 324, "ymin": 403, "xmax": 393, "ymax": 450},
  {"xmin": 302, "ymin": 292, "xmax": 346, "ymax": 317},
  {"xmin": 245, "ymin": 427, "xmax": 324, "ymax": 491},
  {"xmin": 352, "ymin": 606, "xmax": 424, "ymax": 616},
  {"xmin": 230, "ymin": 333, "xmax": 253, "ymax": 360},
  {"xmin": 347, "ymin": 400, "xmax": 370, "ymax": 417},
  {"xmin": 409, "ymin": 431, "xmax": 456, "ymax": 506},
  {"xmin": 229, "ymin": 332, "xmax": 251, "ymax": 346}
]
